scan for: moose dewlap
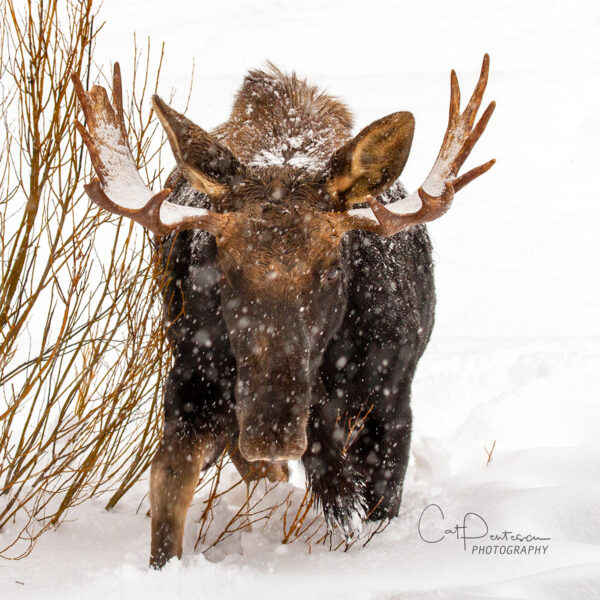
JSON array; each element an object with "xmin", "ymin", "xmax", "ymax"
[{"xmin": 73, "ymin": 55, "xmax": 495, "ymax": 569}]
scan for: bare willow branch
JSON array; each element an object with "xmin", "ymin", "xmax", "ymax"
[{"xmin": 0, "ymin": 0, "xmax": 175, "ymax": 558}]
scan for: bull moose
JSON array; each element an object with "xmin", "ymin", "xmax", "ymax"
[{"xmin": 72, "ymin": 55, "xmax": 495, "ymax": 569}]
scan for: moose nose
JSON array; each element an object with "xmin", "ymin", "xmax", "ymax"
[{"xmin": 238, "ymin": 422, "xmax": 308, "ymax": 462}]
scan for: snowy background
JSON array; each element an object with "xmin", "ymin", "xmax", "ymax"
[{"xmin": 2, "ymin": 0, "xmax": 600, "ymax": 598}]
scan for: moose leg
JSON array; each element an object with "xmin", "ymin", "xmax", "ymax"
[
  {"xmin": 340, "ymin": 337, "xmax": 418, "ymax": 522},
  {"xmin": 348, "ymin": 404, "xmax": 412, "ymax": 521},
  {"xmin": 149, "ymin": 423, "xmax": 207, "ymax": 569}
]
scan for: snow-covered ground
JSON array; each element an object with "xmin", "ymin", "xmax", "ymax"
[{"xmin": 2, "ymin": 0, "xmax": 599, "ymax": 598}]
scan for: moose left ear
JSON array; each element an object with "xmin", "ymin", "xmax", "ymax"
[
  {"xmin": 152, "ymin": 95, "xmax": 245, "ymax": 201},
  {"xmin": 322, "ymin": 111, "xmax": 414, "ymax": 209}
]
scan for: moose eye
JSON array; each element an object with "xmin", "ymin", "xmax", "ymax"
[
  {"xmin": 326, "ymin": 266, "xmax": 342, "ymax": 282},
  {"xmin": 217, "ymin": 269, "xmax": 228, "ymax": 286}
]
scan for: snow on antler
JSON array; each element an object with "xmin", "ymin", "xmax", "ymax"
[{"xmin": 72, "ymin": 64, "xmax": 220, "ymax": 235}]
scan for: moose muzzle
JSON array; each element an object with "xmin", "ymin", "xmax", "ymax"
[{"xmin": 236, "ymin": 380, "xmax": 310, "ymax": 462}]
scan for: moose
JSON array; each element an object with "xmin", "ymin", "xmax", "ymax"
[{"xmin": 72, "ymin": 55, "xmax": 494, "ymax": 569}]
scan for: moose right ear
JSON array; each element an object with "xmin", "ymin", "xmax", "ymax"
[
  {"xmin": 152, "ymin": 95, "xmax": 245, "ymax": 200},
  {"xmin": 321, "ymin": 111, "xmax": 415, "ymax": 209}
]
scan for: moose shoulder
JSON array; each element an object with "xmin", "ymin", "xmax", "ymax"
[{"xmin": 73, "ymin": 57, "xmax": 495, "ymax": 569}]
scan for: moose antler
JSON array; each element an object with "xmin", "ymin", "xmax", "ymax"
[
  {"xmin": 72, "ymin": 63, "xmax": 227, "ymax": 236},
  {"xmin": 350, "ymin": 54, "xmax": 496, "ymax": 235}
]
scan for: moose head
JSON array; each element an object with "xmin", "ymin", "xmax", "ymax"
[{"xmin": 72, "ymin": 56, "xmax": 494, "ymax": 463}]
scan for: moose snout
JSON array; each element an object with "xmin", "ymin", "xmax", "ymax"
[
  {"xmin": 237, "ymin": 404, "xmax": 309, "ymax": 462},
  {"xmin": 239, "ymin": 426, "xmax": 308, "ymax": 462},
  {"xmin": 235, "ymin": 358, "xmax": 311, "ymax": 461}
]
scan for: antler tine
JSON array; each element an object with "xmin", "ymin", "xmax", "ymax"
[
  {"xmin": 351, "ymin": 55, "xmax": 496, "ymax": 237},
  {"xmin": 463, "ymin": 53, "xmax": 490, "ymax": 128},
  {"xmin": 451, "ymin": 99, "xmax": 496, "ymax": 174},
  {"xmin": 72, "ymin": 62, "xmax": 229, "ymax": 237},
  {"xmin": 111, "ymin": 63, "xmax": 128, "ymax": 141},
  {"xmin": 449, "ymin": 70, "xmax": 461, "ymax": 128},
  {"xmin": 453, "ymin": 158, "xmax": 496, "ymax": 193}
]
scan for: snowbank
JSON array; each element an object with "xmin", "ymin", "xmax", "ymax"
[{"xmin": 2, "ymin": 0, "xmax": 599, "ymax": 598}]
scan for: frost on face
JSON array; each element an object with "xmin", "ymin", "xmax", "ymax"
[{"xmin": 246, "ymin": 126, "xmax": 336, "ymax": 171}]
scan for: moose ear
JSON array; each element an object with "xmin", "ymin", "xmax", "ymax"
[
  {"xmin": 152, "ymin": 95, "xmax": 245, "ymax": 199},
  {"xmin": 322, "ymin": 111, "xmax": 415, "ymax": 208}
]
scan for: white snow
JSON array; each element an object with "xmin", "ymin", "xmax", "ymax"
[
  {"xmin": 96, "ymin": 122, "xmax": 154, "ymax": 209},
  {"xmin": 349, "ymin": 191, "xmax": 423, "ymax": 222},
  {"xmin": 95, "ymin": 123, "xmax": 210, "ymax": 226},
  {"xmin": 248, "ymin": 148, "xmax": 321, "ymax": 170},
  {"xmin": 2, "ymin": 0, "xmax": 600, "ymax": 598},
  {"xmin": 159, "ymin": 201, "xmax": 209, "ymax": 226}
]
